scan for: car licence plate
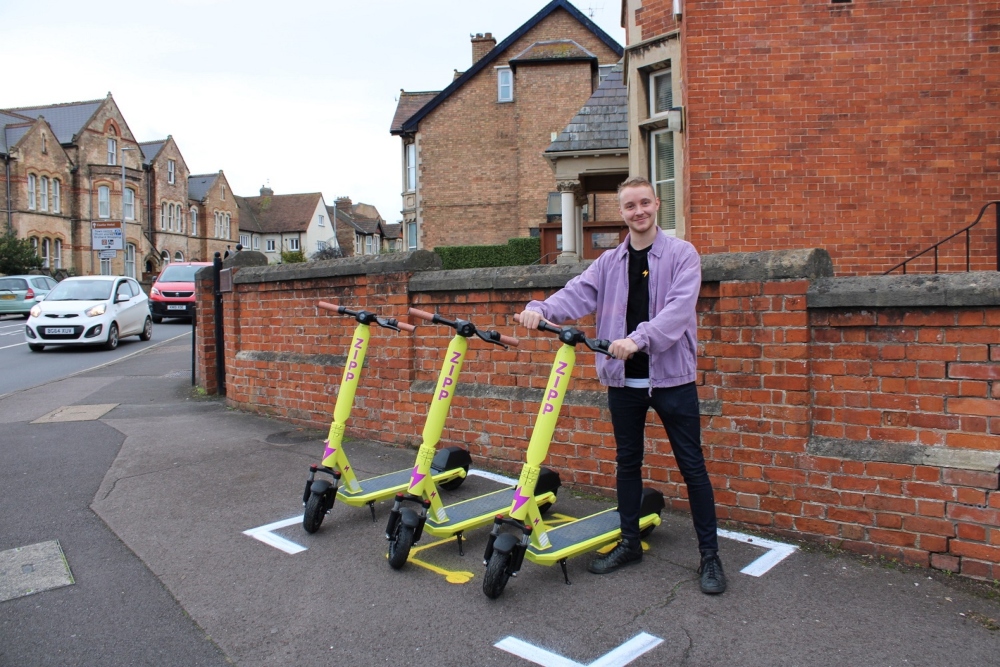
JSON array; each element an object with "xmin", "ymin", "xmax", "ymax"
[
  {"xmin": 167, "ymin": 305, "xmax": 187, "ymax": 310},
  {"xmin": 45, "ymin": 327, "xmax": 74, "ymax": 335},
  {"xmin": 0, "ymin": 294, "xmax": 14, "ymax": 300}
]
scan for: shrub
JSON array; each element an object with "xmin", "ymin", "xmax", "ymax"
[
  {"xmin": 435, "ymin": 236, "xmax": 540, "ymax": 270},
  {"xmin": 281, "ymin": 250, "xmax": 306, "ymax": 264},
  {"xmin": 0, "ymin": 233, "xmax": 43, "ymax": 275}
]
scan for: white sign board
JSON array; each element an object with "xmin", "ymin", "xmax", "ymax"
[
  {"xmin": 98, "ymin": 250, "xmax": 117, "ymax": 259},
  {"xmin": 92, "ymin": 221, "xmax": 123, "ymax": 250}
]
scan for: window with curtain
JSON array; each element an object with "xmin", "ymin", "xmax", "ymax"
[
  {"xmin": 27, "ymin": 174, "xmax": 36, "ymax": 210},
  {"xmin": 98, "ymin": 186, "xmax": 111, "ymax": 218},
  {"xmin": 651, "ymin": 129, "xmax": 676, "ymax": 232}
]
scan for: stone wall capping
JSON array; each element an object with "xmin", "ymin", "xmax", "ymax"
[
  {"xmin": 410, "ymin": 263, "xmax": 590, "ymax": 292},
  {"xmin": 808, "ymin": 271, "xmax": 1000, "ymax": 309},
  {"xmin": 232, "ymin": 250, "xmax": 442, "ymax": 284},
  {"xmin": 701, "ymin": 248, "xmax": 834, "ymax": 283}
]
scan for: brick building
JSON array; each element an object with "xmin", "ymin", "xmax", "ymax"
[
  {"xmin": 621, "ymin": 0, "xmax": 1000, "ymax": 276},
  {"xmin": 329, "ymin": 197, "xmax": 399, "ymax": 257},
  {"xmin": 390, "ymin": 0, "xmax": 623, "ymax": 252},
  {"xmin": 236, "ymin": 187, "xmax": 337, "ymax": 262},
  {"xmin": 0, "ymin": 94, "xmax": 236, "ymax": 279}
]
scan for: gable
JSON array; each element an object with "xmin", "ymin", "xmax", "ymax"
[{"xmin": 399, "ymin": 0, "xmax": 622, "ymax": 134}]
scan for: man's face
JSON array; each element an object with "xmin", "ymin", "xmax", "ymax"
[{"xmin": 618, "ymin": 184, "xmax": 659, "ymax": 235}]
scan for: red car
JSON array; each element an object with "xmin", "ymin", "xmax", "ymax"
[{"xmin": 149, "ymin": 262, "xmax": 212, "ymax": 322}]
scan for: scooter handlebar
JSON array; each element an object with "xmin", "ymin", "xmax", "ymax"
[
  {"xmin": 498, "ymin": 333, "xmax": 520, "ymax": 347},
  {"xmin": 408, "ymin": 307, "xmax": 435, "ymax": 322},
  {"xmin": 319, "ymin": 301, "xmax": 414, "ymax": 333},
  {"xmin": 318, "ymin": 300, "xmax": 345, "ymax": 314},
  {"xmin": 394, "ymin": 320, "xmax": 417, "ymax": 333}
]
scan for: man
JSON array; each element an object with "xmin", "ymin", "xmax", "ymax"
[{"xmin": 516, "ymin": 176, "xmax": 725, "ymax": 594}]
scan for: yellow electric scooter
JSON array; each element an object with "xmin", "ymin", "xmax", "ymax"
[
  {"xmin": 384, "ymin": 308, "xmax": 561, "ymax": 562},
  {"xmin": 480, "ymin": 320, "xmax": 665, "ymax": 598},
  {"xmin": 384, "ymin": 308, "xmax": 523, "ymax": 568},
  {"xmin": 301, "ymin": 302, "xmax": 471, "ymax": 533}
]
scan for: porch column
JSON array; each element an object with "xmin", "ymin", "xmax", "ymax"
[{"xmin": 557, "ymin": 180, "xmax": 580, "ymax": 264}]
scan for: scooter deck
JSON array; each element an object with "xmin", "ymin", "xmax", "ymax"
[
  {"xmin": 423, "ymin": 488, "xmax": 557, "ymax": 537},
  {"xmin": 336, "ymin": 467, "xmax": 464, "ymax": 506},
  {"xmin": 526, "ymin": 508, "xmax": 661, "ymax": 566}
]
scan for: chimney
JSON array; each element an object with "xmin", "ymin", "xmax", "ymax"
[
  {"xmin": 471, "ymin": 32, "xmax": 496, "ymax": 65},
  {"xmin": 335, "ymin": 196, "xmax": 353, "ymax": 212},
  {"xmin": 260, "ymin": 185, "xmax": 273, "ymax": 196}
]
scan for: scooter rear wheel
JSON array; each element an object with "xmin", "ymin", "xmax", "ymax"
[
  {"xmin": 483, "ymin": 550, "xmax": 513, "ymax": 599},
  {"xmin": 387, "ymin": 523, "xmax": 415, "ymax": 569},
  {"xmin": 438, "ymin": 465, "xmax": 469, "ymax": 491},
  {"xmin": 303, "ymin": 492, "xmax": 326, "ymax": 534}
]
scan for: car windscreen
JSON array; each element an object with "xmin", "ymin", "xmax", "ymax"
[
  {"xmin": 158, "ymin": 265, "xmax": 203, "ymax": 282},
  {"xmin": 0, "ymin": 278, "xmax": 28, "ymax": 291},
  {"xmin": 45, "ymin": 280, "xmax": 114, "ymax": 301}
]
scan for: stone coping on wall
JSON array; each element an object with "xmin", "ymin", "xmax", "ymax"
[
  {"xmin": 809, "ymin": 272, "xmax": 1000, "ymax": 309},
  {"xmin": 809, "ymin": 436, "xmax": 1000, "ymax": 473},
  {"xmin": 228, "ymin": 250, "xmax": 442, "ymax": 284},
  {"xmin": 410, "ymin": 248, "xmax": 835, "ymax": 293}
]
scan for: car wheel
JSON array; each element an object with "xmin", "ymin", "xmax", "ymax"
[
  {"xmin": 104, "ymin": 323, "xmax": 119, "ymax": 350},
  {"xmin": 28, "ymin": 343, "xmax": 44, "ymax": 352},
  {"xmin": 139, "ymin": 317, "xmax": 153, "ymax": 341},
  {"xmin": 152, "ymin": 315, "xmax": 162, "ymax": 324}
]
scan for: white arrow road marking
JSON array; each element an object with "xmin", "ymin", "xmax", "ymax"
[
  {"xmin": 243, "ymin": 516, "xmax": 306, "ymax": 554},
  {"xmin": 718, "ymin": 529, "xmax": 798, "ymax": 576},
  {"xmin": 496, "ymin": 632, "xmax": 663, "ymax": 667}
]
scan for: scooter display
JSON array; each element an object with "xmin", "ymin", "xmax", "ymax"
[
  {"xmin": 480, "ymin": 320, "xmax": 665, "ymax": 599},
  {"xmin": 301, "ymin": 301, "xmax": 471, "ymax": 533},
  {"xmin": 384, "ymin": 308, "xmax": 562, "ymax": 561},
  {"xmin": 384, "ymin": 308, "xmax": 522, "ymax": 569}
]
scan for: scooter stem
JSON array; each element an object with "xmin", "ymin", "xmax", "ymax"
[{"xmin": 321, "ymin": 321, "xmax": 371, "ymax": 492}]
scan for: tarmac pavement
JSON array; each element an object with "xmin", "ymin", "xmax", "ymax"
[{"xmin": 2, "ymin": 334, "xmax": 999, "ymax": 666}]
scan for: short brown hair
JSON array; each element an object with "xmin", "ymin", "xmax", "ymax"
[{"xmin": 617, "ymin": 176, "xmax": 655, "ymax": 196}]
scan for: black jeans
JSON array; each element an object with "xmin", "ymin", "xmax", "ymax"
[{"xmin": 607, "ymin": 382, "xmax": 719, "ymax": 552}]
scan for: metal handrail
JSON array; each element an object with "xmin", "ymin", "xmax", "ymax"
[{"xmin": 883, "ymin": 201, "xmax": 1000, "ymax": 274}]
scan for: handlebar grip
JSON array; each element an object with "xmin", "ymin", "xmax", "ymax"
[
  {"xmin": 317, "ymin": 301, "xmax": 340, "ymax": 313},
  {"xmin": 396, "ymin": 321, "xmax": 417, "ymax": 332},
  {"xmin": 498, "ymin": 334, "xmax": 520, "ymax": 347},
  {"xmin": 408, "ymin": 307, "xmax": 435, "ymax": 321}
]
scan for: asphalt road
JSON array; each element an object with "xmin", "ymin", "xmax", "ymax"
[
  {"xmin": 2, "ymin": 335, "xmax": 999, "ymax": 666},
  {"xmin": 0, "ymin": 315, "xmax": 194, "ymax": 397}
]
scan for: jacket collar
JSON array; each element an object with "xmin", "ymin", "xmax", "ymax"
[{"xmin": 618, "ymin": 228, "xmax": 667, "ymax": 260}]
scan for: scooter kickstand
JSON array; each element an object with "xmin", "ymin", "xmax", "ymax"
[
  {"xmin": 368, "ymin": 501, "xmax": 376, "ymax": 522},
  {"xmin": 559, "ymin": 559, "xmax": 571, "ymax": 585},
  {"xmin": 455, "ymin": 532, "xmax": 464, "ymax": 556}
]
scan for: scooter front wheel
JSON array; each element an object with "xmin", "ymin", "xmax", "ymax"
[
  {"xmin": 303, "ymin": 492, "xmax": 326, "ymax": 533},
  {"xmin": 387, "ymin": 523, "xmax": 415, "ymax": 569},
  {"xmin": 483, "ymin": 550, "xmax": 513, "ymax": 599}
]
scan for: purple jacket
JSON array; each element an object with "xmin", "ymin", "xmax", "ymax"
[{"xmin": 526, "ymin": 229, "xmax": 701, "ymax": 389}]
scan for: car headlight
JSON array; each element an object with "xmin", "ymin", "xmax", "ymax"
[
  {"xmin": 85, "ymin": 303, "xmax": 107, "ymax": 317},
  {"xmin": 29, "ymin": 305, "xmax": 41, "ymax": 318},
  {"xmin": 151, "ymin": 287, "xmax": 161, "ymax": 296}
]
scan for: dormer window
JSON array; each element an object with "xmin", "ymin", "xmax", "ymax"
[{"xmin": 167, "ymin": 159, "xmax": 175, "ymax": 184}]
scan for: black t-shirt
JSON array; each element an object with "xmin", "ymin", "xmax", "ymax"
[{"xmin": 625, "ymin": 244, "xmax": 650, "ymax": 379}]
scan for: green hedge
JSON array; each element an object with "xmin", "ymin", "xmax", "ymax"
[{"xmin": 435, "ymin": 236, "xmax": 540, "ymax": 270}]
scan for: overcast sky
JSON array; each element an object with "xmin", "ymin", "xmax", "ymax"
[{"xmin": 2, "ymin": 0, "xmax": 625, "ymax": 224}]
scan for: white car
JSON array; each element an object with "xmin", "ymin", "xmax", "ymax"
[{"xmin": 25, "ymin": 275, "xmax": 152, "ymax": 352}]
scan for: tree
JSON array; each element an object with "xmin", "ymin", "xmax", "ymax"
[
  {"xmin": 0, "ymin": 234, "xmax": 42, "ymax": 275},
  {"xmin": 280, "ymin": 250, "xmax": 306, "ymax": 264}
]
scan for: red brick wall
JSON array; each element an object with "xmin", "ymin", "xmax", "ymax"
[
  {"xmin": 634, "ymin": 1, "xmax": 1000, "ymax": 276},
  {"xmin": 196, "ymin": 261, "xmax": 1000, "ymax": 580}
]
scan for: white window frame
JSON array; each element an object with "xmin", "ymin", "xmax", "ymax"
[
  {"xmin": 190, "ymin": 207, "xmax": 198, "ymax": 236},
  {"xmin": 100, "ymin": 256, "xmax": 112, "ymax": 275},
  {"xmin": 288, "ymin": 237, "xmax": 300, "ymax": 251},
  {"xmin": 167, "ymin": 159, "xmax": 175, "ymax": 184},
  {"xmin": 52, "ymin": 179, "xmax": 60, "ymax": 213},
  {"xmin": 98, "ymin": 186, "xmax": 111, "ymax": 218},
  {"xmin": 107, "ymin": 137, "xmax": 117, "ymax": 166},
  {"xmin": 161, "ymin": 250, "xmax": 170, "ymax": 266},
  {"xmin": 365, "ymin": 235, "xmax": 373, "ymax": 255},
  {"xmin": 240, "ymin": 233, "xmax": 251, "ymax": 247},
  {"xmin": 54, "ymin": 239, "xmax": 62, "ymax": 269},
  {"xmin": 41, "ymin": 238, "xmax": 50, "ymax": 268},
  {"xmin": 405, "ymin": 143, "xmax": 416, "ymax": 191},
  {"xmin": 174, "ymin": 251, "xmax": 184, "ymax": 262},
  {"xmin": 40, "ymin": 177, "xmax": 49, "ymax": 211},
  {"xmin": 406, "ymin": 221, "xmax": 417, "ymax": 250},
  {"xmin": 225, "ymin": 214, "xmax": 231, "ymax": 239},
  {"xmin": 167, "ymin": 204, "xmax": 174, "ymax": 231},
  {"xmin": 27, "ymin": 174, "xmax": 36, "ymax": 210},
  {"xmin": 124, "ymin": 188, "xmax": 135, "ymax": 220},
  {"xmin": 160, "ymin": 203, "xmax": 167, "ymax": 230},
  {"xmin": 253, "ymin": 236, "xmax": 260, "ymax": 250},
  {"xmin": 318, "ymin": 214, "xmax": 325, "ymax": 227},
  {"xmin": 497, "ymin": 66, "xmax": 513, "ymax": 102},
  {"xmin": 125, "ymin": 243, "xmax": 136, "ymax": 279},
  {"xmin": 649, "ymin": 68, "xmax": 673, "ymax": 117},
  {"xmin": 265, "ymin": 238, "xmax": 276, "ymax": 252},
  {"xmin": 650, "ymin": 128, "xmax": 676, "ymax": 234}
]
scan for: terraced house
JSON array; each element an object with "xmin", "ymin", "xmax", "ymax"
[{"xmin": 0, "ymin": 94, "xmax": 236, "ymax": 280}]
